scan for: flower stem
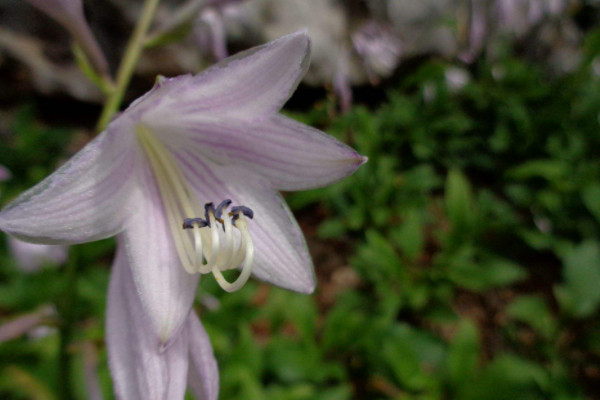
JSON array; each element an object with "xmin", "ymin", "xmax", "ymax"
[{"xmin": 96, "ymin": 0, "xmax": 161, "ymax": 131}]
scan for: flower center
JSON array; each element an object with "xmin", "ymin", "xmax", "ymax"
[{"xmin": 136, "ymin": 124, "xmax": 254, "ymax": 292}]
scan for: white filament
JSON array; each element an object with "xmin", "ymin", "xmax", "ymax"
[
  {"xmin": 211, "ymin": 215, "xmax": 255, "ymax": 292},
  {"xmin": 136, "ymin": 124, "xmax": 254, "ymax": 291}
]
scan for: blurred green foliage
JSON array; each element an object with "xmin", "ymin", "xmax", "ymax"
[{"xmin": 2, "ymin": 32, "xmax": 600, "ymax": 400}]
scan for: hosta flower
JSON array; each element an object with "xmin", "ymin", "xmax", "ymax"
[{"xmin": 0, "ymin": 31, "xmax": 366, "ymax": 348}]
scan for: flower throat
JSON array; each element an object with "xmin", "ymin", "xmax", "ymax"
[{"xmin": 136, "ymin": 124, "xmax": 254, "ymax": 292}]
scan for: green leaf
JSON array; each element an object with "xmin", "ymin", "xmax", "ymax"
[
  {"xmin": 392, "ymin": 209, "xmax": 425, "ymax": 260},
  {"xmin": 506, "ymin": 159, "xmax": 568, "ymax": 181},
  {"xmin": 447, "ymin": 250, "xmax": 527, "ymax": 291},
  {"xmin": 265, "ymin": 338, "xmax": 343, "ymax": 384},
  {"xmin": 457, "ymin": 354, "xmax": 550, "ymax": 400},
  {"xmin": 383, "ymin": 325, "xmax": 441, "ymax": 391},
  {"xmin": 555, "ymin": 241, "xmax": 600, "ymax": 318},
  {"xmin": 446, "ymin": 319, "xmax": 479, "ymax": 387},
  {"xmin": 506, "ymin": 295, "xmax": 557, "ymax": 339},
  {"xmin": 317, "ymin": 218, "xmax": 347, "ymax": 239},
  {"xmin": 445, "ymin": 168, "xmax": 476, "ymax": 237},
  {"xmin": 0, "ymin": 366, "xmax": 55, "ymax": 400},
  {"xmin": 582, "ymin": 183, "xmax": 600, "ymax": 223}
]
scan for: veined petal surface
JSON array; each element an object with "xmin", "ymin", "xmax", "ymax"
[
  {"xmin": 106, "ymin": 246, "xmax": 189, "ymax": 400},
  {"xmin": 174, "ymin": 151, "xmax": 316, "ymax": 293},
  {"xmin": 0, "ymin": 130, "xmax": 136, "ymax": 244},
  {"xmin": 187, "ymin": 313, "xmax": 219, "ymax": 400},
  {"xmin": 134, "ymin": 31, "xmax": 310, "ymax": 122},
  {"xmin": 122, "ymin": 159, "xmax": 199, "ymax": 342},
  {"xmin": 158, "ymin": 114, "xmax": 366, "ymax": 191}
]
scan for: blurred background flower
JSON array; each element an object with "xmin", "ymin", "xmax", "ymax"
[
  {"xmin": 0, "ymin": 0, "xmax": 585, "ymax": 105},
  {"xmin": 7, "ymin": 237, "xmax": 68, "ymax": 273}
]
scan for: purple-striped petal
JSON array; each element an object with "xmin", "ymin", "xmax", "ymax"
[
  {"xmin": 187, "ymin": 313, "xmax": 219, "ymax": 400},
  {"xmin": 121, "ymin": 160, "xmax": 199, "ymax": 342},
  {"xmin": 155, "ymin": 114, "xmax": 366, "ymax": 191},
  {"xmin": 174, "ymin": 151, "xmax": 316, "ymax": 293},
  {"xmin": 0, "ymin": 130, "xmax": 136, "ymax": 245},
  {"xmin": 135, "ymin": 31, "xmax": 310, "ymax": 121},
  {"xmin": 106, "ymin": 245, "xmax": 189, "ymax": 400}
]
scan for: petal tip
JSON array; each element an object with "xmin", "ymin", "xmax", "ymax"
[
  {"xmin": 285, "ymin": 29, "xmax": 310, "ymax": 41},
  {"xmin": 295, "ymin": 275, "xmax": 316, "ymax": 294},
  {"xmin": 275, "ymin": 30, "xmax": 310, "ymax": 59}
]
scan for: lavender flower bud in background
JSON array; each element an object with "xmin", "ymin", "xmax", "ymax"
[
  {"xmin": 8, "ymin": 237, "xmax": 68, "ymax": 273},
  {"xmin": 24, "ymin": 0, "xmax": 109, "ymax": 77},
  {"xmin": 0, "ymin": 166, "xmax": 11, "ymax": 182}
]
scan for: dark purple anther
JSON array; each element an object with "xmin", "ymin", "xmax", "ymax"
[
  {"xmin": 204, "ymin": 202, "xmax": 216, "ymax": 225},
  {"xmin": 230, "ymin": 205, "xmax": 254, "ymax": 224},
  {"xmin": 182, "ymin": 218, "xmax": 208, "ymax": 229},
  {"xmin": 214, "ymin": 199, "xmax": 232, "ymax": 219}
]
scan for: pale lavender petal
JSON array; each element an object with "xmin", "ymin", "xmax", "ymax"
[
  {"xmin": 106, "ymin": 246, "xmax": 189, "ymax": 400},
  {"xmin": 156, "ymin": 114, "xmax": 366, "ymax": 191},
  {"xmin": 135, "ymin": 32, "xmax": 310, "ymax": 120},
  {"xmin": 122, "ymin": 161, "xmax": 199, "ymax": 342},
  {"xmin": 8, "ymin": 237, "xmax": 68, "ymax": 273},
  {"xmin": 25, "ymin": 0, "xmax": 109, "ymax": 75},
  {"xmin": 195, "ymin": 8, "xmax": 228, "ymax": 60},
  {"xmin": 175, "ymin": 152, "xmax": 316, "ymax": 293},
  {"xmin": 187, "ymin": 313, "xmax": 219, "ymax": 400},
  {"xmin": 0, "ymin": 129, "xmax": 136, "ymax": 245}
]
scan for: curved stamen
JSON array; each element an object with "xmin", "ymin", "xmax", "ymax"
[
  {"xmin": 230, "ymin": 206, "xmax": 254, "ymax": 222},
  {"xmin": 139, "ymin": 125, "xmax": 255, "ymax": 291},
  {"xmin": 215, "ymin": 199, "xmax": 232, "ymax": 221},
  {"xmin": 183, "ymin": 218, "xmax": 207, "ymax": 229},
  {"xmin": 211, "ymin": 212, "xmax": 254, "ymax": 292},
  {"xmin": 204, "ymin": 203, "xmax": 215, "ymax": 225},
  {"xmin": 193, "ymin": 225, "xmax": 204, "ymax": 273},
  {"xmin": 219, "ymin": 208, "xmax": 234, "ymax": 269},
  {"xmin": 205, "ymin": 208, "xmax": 220, "ymax": 270}
]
